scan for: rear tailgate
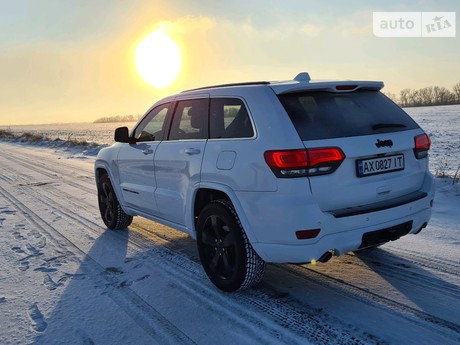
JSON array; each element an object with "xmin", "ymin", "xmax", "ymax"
[
  {"xmin": 303, "ymin": 130, "xmax": 428, "ymax": 212},
  {"xmin": 277, "ymin": 89, "xmax": 430, "ymax": 212}
]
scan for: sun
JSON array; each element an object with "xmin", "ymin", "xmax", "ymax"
[{"xmin": 135, "ymin": 29, "xmax": 182, "ymax": 88}]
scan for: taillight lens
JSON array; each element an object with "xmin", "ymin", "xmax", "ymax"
[
  {"xmin": 308, "ymin": 148, "xmax": 346, "ymax": 167},
  {"xmin": 296, "ymin": 229, "xmax": 321, "ymax": 240},
  {"xmin": 414, "ymin": 133, "xmax": 431, "ymax": 159},
  {"xmin": 264, "ymin": 147, "xmax": 345, "ymax": 178}
]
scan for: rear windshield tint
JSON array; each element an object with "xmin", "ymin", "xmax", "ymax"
[{"xmin": 278, "ymin": 91, "xmax": 419, "ymax": 140}]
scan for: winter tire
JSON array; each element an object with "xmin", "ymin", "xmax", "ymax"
[
  {"xmin": 98, "ymin": 174, "xmax": 133, "ymax": 230},
  {"xmin": 197, "ymin": 199, "xmax": 265, "ymax": 292}
]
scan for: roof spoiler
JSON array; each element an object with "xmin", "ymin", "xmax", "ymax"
[{"xmin": 273, "ymin": 80, "xmax": 384, "ymax": 94}]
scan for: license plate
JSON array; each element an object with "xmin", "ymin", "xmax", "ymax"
[{"xmin": 357, "ymin": 154, "xmax": 404, "ymax": 177}]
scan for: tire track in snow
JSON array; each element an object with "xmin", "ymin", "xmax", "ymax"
[
  {"xmin": 0, "ymin": 149, "xmax": 95, "ymax": 194},
  {"xmin": 128, "ymin": 222, "xmax": 390, "ymax": 345},
  {"xmin": 349, "ymin": 251, "xmax": 460, "ymax": 298},
  {"xmin": 0, "ymin": 184, "xmax": 196, "ymax": 345},
  {"xmin": 132, "ymin": 219, "xmax": 460, "ymax": 343},
  {"xmin": 128, "ymin": 213, "xmax": 460, "ymax": 343},
  {"xmin": 127, "ymin": 224, "xmax": 380, "ymax": 345},
  {"xmin": 277, "ymin": 263, "xmax": 460, "ymax": 340},
  {"xmin": 381, "ymin": 247, "xmax": 460, "ymax": 276}
]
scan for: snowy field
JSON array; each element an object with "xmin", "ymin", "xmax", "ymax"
[{"xmin": 406, "ymin": 104, "xmax": 460, "ymax": 177}]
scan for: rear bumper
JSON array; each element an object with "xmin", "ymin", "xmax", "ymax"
[
  {"xmin": 253, "ymin": 206, "xmax": 432, "ymax": 263},
  {"xmin": 239, "ymin": 172, "xmax": 435, "ymax": 263},
  {"xmin": 330, "ymin": 191, "xmax": 427, "ymax": 218}
]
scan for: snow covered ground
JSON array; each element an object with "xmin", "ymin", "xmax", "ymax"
[{"xmin": 0, "ymin": 141, "xmax": 459, "ymax": 345}]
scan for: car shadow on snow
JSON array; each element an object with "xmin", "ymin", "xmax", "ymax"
[
  {"xmin": 354, "ymin": 247, "xmax": 460, "ymax": 328},
  {"xmin": 32, "ymin": 228, "xmax": 139, "ymax": 345}
]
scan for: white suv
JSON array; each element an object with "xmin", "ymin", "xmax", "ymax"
[{"xmin": 95, "ymin": 72, "xmax": 434, "ymax": 291}]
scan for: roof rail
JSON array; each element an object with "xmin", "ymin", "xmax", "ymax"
[{"xmin": 182, "ymin": 81, "xmax": 270, "ymax": 93}]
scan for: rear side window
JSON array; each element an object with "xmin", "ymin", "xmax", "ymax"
[
  {"xmin": 278, "ymin": 91, "xmax": 419, "ymax": 140},
  {"xmin": 210, "ymin": 98, "xmax": 254, "ymax": 139},
  {"xmin": 168, "ymin": 98, "xmax": 209, "ymax": 140}
]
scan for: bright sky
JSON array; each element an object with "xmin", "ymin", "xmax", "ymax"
[{"xmin": 1, "ymin": 0, "xmax": 459, "ymax": 125}]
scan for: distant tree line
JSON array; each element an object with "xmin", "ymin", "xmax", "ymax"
[
  {"xmin": 391, "ymin": 82, "xmax": 460, "ymax": 107},
  {"xmin": 94, "ymin": 114, "xmax": 141, "ymax": 123}
]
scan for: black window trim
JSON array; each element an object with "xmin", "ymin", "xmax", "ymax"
[{"xmin": 207, "ymin": 96, "xmax": 257, "ymax": 141}]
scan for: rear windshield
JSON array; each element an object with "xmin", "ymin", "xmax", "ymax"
[{"xmin": 278, "ymin": 91, "xmax": 419, "ymax": 140}]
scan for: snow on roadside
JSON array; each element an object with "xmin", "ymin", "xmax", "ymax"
[
  {"xmin": 0, "ymin": 135, "xmax": 107, "ymax": 159},
  {"xmin": 385, "ymin": 175, "xmax": 460, "ymax": 264}
]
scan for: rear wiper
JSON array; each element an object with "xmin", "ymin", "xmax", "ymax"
[{"xmin": 372, "ymin": 123, "xmax": 407, "ymax": 131}]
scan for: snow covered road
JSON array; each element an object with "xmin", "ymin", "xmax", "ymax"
[{"xmin": 0, "ymin": 142, "xmax": 459, "ymax": 345}]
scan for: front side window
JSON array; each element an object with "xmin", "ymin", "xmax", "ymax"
[
  {"xmin": 133, "ymin": 103, "xmax": 171, "ymax": 142},
  {"xmin": 209, "ymin": 98, "xmax": 254, "ymax": 139},
  {"xmin": 168, "ymin": 98, "xmax": 209, "ymax": 140}
]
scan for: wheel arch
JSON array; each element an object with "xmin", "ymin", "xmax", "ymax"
[
  {"xmin": 191, "ymin": 183, "xmax": 259, "ymax": 246},
  {"xmin": 95, "ymin": 161, "xmax": 115, "ymax": 188},
  {"xmin": 94, "ymin": 161, "xmax": 132, "ymax": 216},
  {"xmin": 95, "ymin": 166, "xmax": 108, "ymax": 185}
]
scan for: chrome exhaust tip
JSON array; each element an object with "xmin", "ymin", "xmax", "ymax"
[
  {"xmin": 414, "ymin": 222, "xmax": 428, "ymax": 234},
  {"xmin": 317, "ymin": 250, "xmax": 335, "ymax": 263}
]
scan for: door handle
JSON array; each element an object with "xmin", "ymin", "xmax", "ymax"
[
  {"xmin": 142, "ymin": 149, "xmax": 154, "ymax": 155},
  {"xmin": 184, "ymin": 148, "xmax": 201, "ymax": 155}
]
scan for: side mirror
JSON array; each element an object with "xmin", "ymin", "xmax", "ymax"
[{"xmin": 114, "ymin": 127, "xmax": 130, "ymax": 143}]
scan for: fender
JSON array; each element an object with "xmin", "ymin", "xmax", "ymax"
[
  {"xmin": 95, "ymin": 158, "xmax": 135, "ymax": 217},
  {"xmin": 188, "ymin": 181, "xmax": 260, "ymax": 246}
]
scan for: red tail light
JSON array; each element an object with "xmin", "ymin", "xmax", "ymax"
[
  {"xmin": 264, "ymin": 147, "xmax": 345, "ymax": 178},
  {"xmin": 414, "ymin": 133, "xmax": 431, "ymax": 159},
  {"xmin": 308, "ymin": 148, "xmax": 346, "ymax": 166},
  {"xmin": 296, "ymin": 229, "xmax": 321, "ymax": 240},
  {"xmin": 264, "ymin": 149, "xmax": 308, "ymax": 168}
]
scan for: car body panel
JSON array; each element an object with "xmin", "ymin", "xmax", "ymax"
[
  {"xmin": 117, "ymin": 141, "xmax": 160, "ymax": 215},
  {"xmin": 154, "ymin": 140, "xmax": 207, "ymax": 225}
]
